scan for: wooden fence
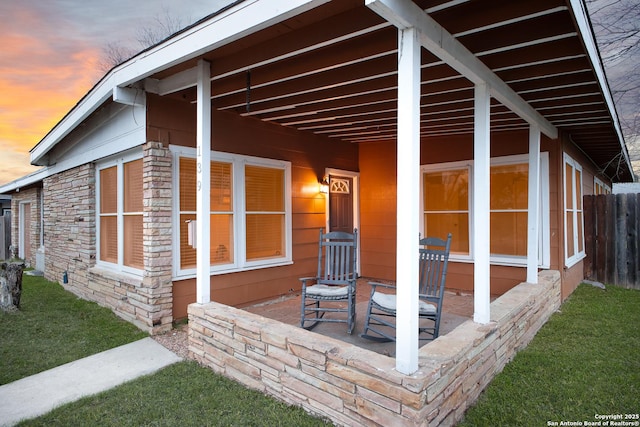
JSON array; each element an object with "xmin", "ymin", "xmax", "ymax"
[
  {"xmin": 0, "ymin": 213, "xmax": 10, "ymax": 260},
  {"xmin": 584, "ymin": 193, "xmax": 640, "ymax": 289}
]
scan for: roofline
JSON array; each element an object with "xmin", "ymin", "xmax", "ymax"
[
  {"xmin": 0, "ymin": 168, "xmax": 48, "ymax": 195},
  {"xmin": 28, "ymin": 0, "xmax": 634, "ymax": 180},
  {"xmin": 568, "ymin": 0, "xmax": 634, "ymax": 178},
  {"xmin": 30, "ymin": 0, "xmax": 330, "ymax": 165}
]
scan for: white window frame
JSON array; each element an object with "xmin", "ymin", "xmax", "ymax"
[
  {"xmin": 564, "ymin": 153, "xmax": 586, "ymax": 267},
  {"xmin": 170, "ymin": 145, "xmax": 293, "ymax": 279},
  {"xmin": 420, "ymin": 153, "xmax": 550, "ymax": 268},
  {"xmin": 95, "ymin": 148, "xmax": 144, "ymax": 276},
  {"xmin": 593, "ymin": 176, "xmax": 611, "ymax": 195}
]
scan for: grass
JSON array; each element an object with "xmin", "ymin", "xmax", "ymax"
[
  {"xmin": 459, "ymin": 283, "xmax": 640, "ymax": 426},
  {"xmin": 5, "ymin": 275, "xmax": 638, "ymax": 426},
  {"xmin": 18, "ymin": 361, "xmax": 330, "ymax": 426},
  {"xmin": 0, "ymin": 274, "xmax": 147, "ymax": 384},
  {"xmin": 3, "ymin": 273, "xmax": 329, "ymax": 426}
]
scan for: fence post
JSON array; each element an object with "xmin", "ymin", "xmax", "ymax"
[
  {"xmin": 586, "ymin": 193, "xmax": 639, "ymax": 289},
  {"xmin": 584, "ymin": 195, "xmax": 595, "ymax": 280},
  {"xmin": 624, "ymin": 194, "xmax": 639, "ymax": 287},
  {"xmin": 615, "ymin": 194, "xmax": 628, "ymax": 286}
]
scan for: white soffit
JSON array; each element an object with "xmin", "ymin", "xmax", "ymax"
[{"xmin": 366, "ymin": 0, "xmax": 558, "ymax": 139}]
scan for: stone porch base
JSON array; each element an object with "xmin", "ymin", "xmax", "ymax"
[{"xmin": 188, "ymin": 270, "xmax": 561, "ymax": 426}]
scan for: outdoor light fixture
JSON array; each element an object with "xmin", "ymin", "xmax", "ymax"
[{"xmin": 319, "ymin": 176, "xmax": 329, "ymax": 194}]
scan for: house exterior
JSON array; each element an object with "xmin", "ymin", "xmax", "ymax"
[{"xmin": 0, "ymin": 1, "xmax": 635, "ymax": 423}]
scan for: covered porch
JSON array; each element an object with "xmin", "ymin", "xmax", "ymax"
[{"xmin": 242, "ymin": 278, "xmax": 479, "ymax": 357}]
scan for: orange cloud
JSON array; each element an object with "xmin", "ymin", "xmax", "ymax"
[{"xmin": 0, "ymin": 6, "xmax": 103, "ymax": 186}]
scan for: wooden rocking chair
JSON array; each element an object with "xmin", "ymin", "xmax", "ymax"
[
  {"xmin": 300, "ymin": 228, "xmax": 358, "ymax": 334},
  {"xmin": 361, "ymin": 233, "xmax": 452, "ymax": 342}
]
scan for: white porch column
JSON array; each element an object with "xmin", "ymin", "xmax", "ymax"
[
  {"xmin": 196, "ymin": 59, "xmax": 211, "ymax": 304},
  {"xmin": 526, "ymin": 125, "xmax": 541, "ymax": 283},
  {"xmin": 473, "ymin": 83, "xmax": 491, "ymax": 324},
  {"xmin": 395, "ymin": 26, "xmax": 421, "ymax": 375}
]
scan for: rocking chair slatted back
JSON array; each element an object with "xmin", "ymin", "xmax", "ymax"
[
  {"xmin": 318, "ymin": 230, "xmax": 357, "ymax": 285},
  {"xmin": 418, "ymin": 234, "xmax": 452, "ymax": 301}
]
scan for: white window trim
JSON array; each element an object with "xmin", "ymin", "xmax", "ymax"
[
  {"xmin": 593, "ymin": 176, "xmax": 611, "ymax": 195},
  {"xmin": 564, "ymin": 153, "xmax": 586, "ymax": 267},
  {"xmin": 170, "ymin": 145, "xmax": 293, "ymax": 279},
  {"xmin": 95, "ymin": 148, "xmax": 144, "ymax": 276},
  {"xmin": 18, "ymin": 201, "xmax": 30, "ymax": 260},
  {"xmin": 420, "ymin": 153, "xmax": 550, "ymax": 268}
]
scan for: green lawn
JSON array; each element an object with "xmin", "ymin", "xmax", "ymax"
[
  {"xmin": 18, "ymin": 361, "xmax": 330, "ymax": 427},
  {"xmin": 0, "ymin": 274, "xmax": 147, "ymax": 384},
  {"xmin": 4, "ymin": 275, "xmax": 638, "ymax": 426},
  {"xmin": 2, "ymin": 273, "xmax": 330, "ymax": 426},
  {"xmin": 459, "ymin": 284, "xmax": 640, "ymax": 426}
]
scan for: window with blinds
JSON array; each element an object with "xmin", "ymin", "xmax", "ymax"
[
  {"xmin": 99, "ymin": 166, "xmax": 118, "ymax": 264},
  {"xmin": 123, "ymin": 159, "xmax": 143, "ymax": 269},
  {"xmin": 422, "ymin": 154, "xmax": 549, "ymax": 267},
  {"xmin": 245, "ymin": 165, "xmax": 285, "ymax": 261},
  {"xmin": 173, "ymin": 148, "xmax": 291, "ymax": 277},
  {"xmin": 178, "ymin": 157, "xmax": 234, "ymax": 269},
  {"xmin": 96, "ymin": 152, "xmax": 144, "ymax": 274},
  {"xmin": 564, "ymin": 154, "xmax": 585, "ymax": 266},
  {"xmin": 423, "ymin": 168, "xmax": 470, "ymax": 255},
  {"xmin": 490, "ymin": 163, "xmax": 528, "ymax": 257},
  {"xmin": 594, "ymin": 177, "xmax": 611, "ymax": 195}
]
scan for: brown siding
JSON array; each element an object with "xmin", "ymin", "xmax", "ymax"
[
  {"xmin": 359, "ymin": 141, "xmax": 396, "ymax": 281},
  {"xmin": 147, "ymin": 96, "xmax": 360, "ymax": 318},
  {"xmin": 557, "ymin": 132, "xmax": 603, "ymax": 299},
  {"xmin": 359, "ymin": 130, "xmax": 561, "ymax": 296}
]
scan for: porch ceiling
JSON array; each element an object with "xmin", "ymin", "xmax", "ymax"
[{"xmin": 151, "ymin": 0, "xmax": 633, "ymax": 181}]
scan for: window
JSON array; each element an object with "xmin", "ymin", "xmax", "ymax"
[
  {"xmin": 245, "ymin": 165, "xmax": 285, "ymax": 262},
  {"xmin": 423, "ymin": 167, "xmax": 470, "ymax": 255},
  {"xmin": 594, "ymin": 177, "xmax": 611, "ymax": 195},
  {"xmin": 96, "ymin": 151, "xmax": 144, "ymax": 274},
  {"xmin": 178, "ymin": 157, "xmax": 234, "ymax": 270},
  {"xmin": 172, "ymin": 146, "xmax": 292, "ymax": 277},
  {"xmin": 421, "ymin": 154, "xmax": 549, "ymax": 267},
  {"xmin": 490, "ymin": 162, "xmax": 528, "ymax": 257},
  {"xmin": 564, "ymin": 154, "xmax": 585, "ymax": 266}
]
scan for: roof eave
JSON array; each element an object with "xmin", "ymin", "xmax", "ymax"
[
  {"xmin": 29, "ymin": 0, "xmax": 330, "ymax": 166},
  {"xmin": 567, "ymin": 0, "xmax": 634, "ymax": 179}
]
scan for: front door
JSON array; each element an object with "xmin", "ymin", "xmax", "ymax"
[{"xmin": 328, "ymin": 175, "xmax": 354, "ymax": 234}]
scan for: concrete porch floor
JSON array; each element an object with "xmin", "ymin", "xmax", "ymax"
[{"xmin": 243, "ymin": 278, "xmax": 476, "ymax": 357}]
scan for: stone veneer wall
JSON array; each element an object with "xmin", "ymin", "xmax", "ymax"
[
  {"xmin": 44, "ymin": 163, "xmax": 96, "ymax": 293},
  {"xmin": 10, "ymin": 187, "xmax": 42, "ymax": 267},
  {"xmin": 139, "ymin": 142, "xmax": 173, "ymax": 331},
  {"xmin": 188, "ymin": 270, "xmax": 561, "ymax": 426},
  {"xmin": 43, "ymin": 142, "xmax": 173, "ymax": 334}
]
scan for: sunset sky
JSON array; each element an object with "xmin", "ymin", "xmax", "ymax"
[{"xmin": 0, "ymin": 0, "xmax": 231, "ymax": 186}]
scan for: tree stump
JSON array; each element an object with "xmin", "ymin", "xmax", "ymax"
[{"xmin": 0, "ymin": 262, "xmax": 25, "ymax": 312}]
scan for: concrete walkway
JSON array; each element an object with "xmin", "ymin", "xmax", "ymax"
[{"xmin": 0, "ymin": 338, "xmax": 182, "ymax": 427}]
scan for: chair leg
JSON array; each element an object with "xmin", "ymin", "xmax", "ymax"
[
  {"xmin": 301, "ymin": 299, "xmax": 323, "ymax": 330},
  {"xmin": 360, "ymin": 300, "xmax": 395, "ymax": 342},
  {"xmin": 347, "ymin": 291, "xmax": 355, "ymax": 334}
]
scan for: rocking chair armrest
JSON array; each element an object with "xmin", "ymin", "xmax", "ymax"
[
  {"xmin": 420, "ymin": 294, "xmax": 440, "ymax": 304},
  {"xmin": 299, "ymin": 277, "xmax": 318, "ymax": 288},
  {"xmin": 368, "ymin": 281, "xmax": 395, "ymax": 291}
]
